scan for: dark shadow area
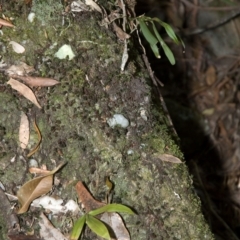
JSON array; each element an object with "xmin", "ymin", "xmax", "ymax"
[{"xmin": 135, "ymin": 1, "xmax": 240, "ymax": 239}]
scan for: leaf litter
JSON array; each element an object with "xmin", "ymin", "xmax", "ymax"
[
  {"xmin": 17, "ymin": 162, "xmax": 66, "ymax": 214},
  {"xmin": 19, "ymin": 112, "xmax": 29, "ymax": 149},
  {"xmin": 7, "ymin": 78, "xmax": 42, "ymax": 108}
]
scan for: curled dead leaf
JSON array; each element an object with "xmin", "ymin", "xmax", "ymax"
[
  {"xmin": 0, "ymin": 18, "xmax": 14, "ymax": 27},
  {"xmin": 113, "ymin": 22, "xmax": 130, "ymax": 40},
  {"xmin": 17, "ymin": 162, "xmax": 66, "ymax": 214},
  {"xmin": 11, "ymin": 75, "xmax": 59, "ymax": 87},
  {"xmin": 75, "ymin": 181, "xmax": 105, "ymax": 212},
  {"xmin": 27, "ymin": 119, "xmax": 42, "ymax": 158},
  {"xmin": 19, "ymin": 112, "xmax": 29, "ymax": 149},
  {"xmin": 7, "ymin": 78, "xmax": 41, "ymax": 108}
]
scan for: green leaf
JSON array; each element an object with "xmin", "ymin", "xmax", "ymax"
[
  {"xmin": 150, "ymin": 44, "xmax": 161, "ymax": 59},
  {"xmin": 70, "ymin": 215, "xmax": 86, "ymax": 240},
  {"xmin": 138, "ymin": 19, "xmax": 158, "ymax": 46},
  {"xmin": 161, "ymin": 43, "xmax": 175, "ymax": 65},
  {"xmin": 152, "ymin": 18, "xmax": 179, "ymax": 44},
  {"xmin": 152, "ymin": 22, "xmax": 175, "ymax": 65},
  {"xmin": 138, "ymin": 19, "xmax": 160, "ymax": 58},
  {"xmin": 86, "ymin": 214, "xmax": 111, "ymax": 240},
  {"xmin": 89, "ymin": 204, "xmax": 135, "ymax": 216}
]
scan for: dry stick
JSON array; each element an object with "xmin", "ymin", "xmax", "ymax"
[
  {"xmin": 141, "ymin": 54, "xmax": 177, "ymax": 136},
  {"xmin": 120, "ymin": 0, "xmax": 128, "ymax": 71},
  {"xmin": 180, "ymin": 0, "xmax": 240, "ymax": 11},
  {"xmin": 185, "ymin": 10, "xmax": 240, "ymax": 36}
]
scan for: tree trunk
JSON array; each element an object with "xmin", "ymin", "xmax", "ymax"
[{"xmin": 0, "ymin": 1, "xmax": 214, "ymax": 239}]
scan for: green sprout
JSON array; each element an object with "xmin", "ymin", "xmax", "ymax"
[
  {"xmin": 137, "ymin": 16, "xmax": 185, "ymax": 65},
  {"xmin": 70, "ymin": 203, "xmax": 134, "ymax": 240}
]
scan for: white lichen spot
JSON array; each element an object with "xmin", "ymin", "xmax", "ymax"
[
  {"xmin": 127, "ymin": 149, "xmax": 134, "ymax": 155},
  {"xmin": 28, "ymin": 12, "xmax": 35, "ymax": 22},
  {"xmin": 54, "ymin": 44, "xmax": 75, "ymax": 60},
  {"xmin": 29, "ymin": 159, "xmax": 38, "ymax": 168},
  {"xmin": 140, "ymin": 108, "xmax": 148, "ymax": 121},
  {"xmin": 107, "ymin": 114, "xmax": 129, "ymax": 128}
]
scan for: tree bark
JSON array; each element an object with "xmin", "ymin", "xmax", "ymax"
[{"xmin": 0, "ymin": 1, "xmax": 214, "ymax": 239}]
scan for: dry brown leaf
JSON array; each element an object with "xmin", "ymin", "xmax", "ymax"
[
  {"xmin": 113, "ymin": 22, "xmax": 130, "ymax": 40},
  {"xmin": 39, "ymin": 212, "xmax": 68, "ymax": 240},
  {"xmin": 11, "ymin": 75, "xmax": 59, "ymax": 87},
  {"xmin": 27, "ymin": 119, "xmax": 42, "ymax": 158},
  {"xmin": 75, "ymin": 181, "xmax": 105, "ymax": 212},
  {"xmin": 0, "ymin": 18, "xmax": 14, "ymax": 27},
  {"xmin": 153, "ymin": 153, "xmax": 182, "ymax": 163},
  {"xmin": 7, "ymin": 78, "xmax": 41, "ymax": 108},
  {"xmin": 29, "ymin": 167, "xmax": 50, "ymax": 174},
  {"xmin": 19, "ymin": 112, "xmax": 29, "ymax": 149},
  {"xmin": 205, "ymin": 65, "xmax": 216, "ymax": 86},
  {"xmin": 17, "ymin": 163, "xmax": 65, "ymax": 214},
  {"xmin": 101, "ymin": 212, "xmax": 130, "ymax": 240}
]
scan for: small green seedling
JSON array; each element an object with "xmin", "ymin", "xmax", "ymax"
[
  {"xmin": 137, "ymin": 16, "xmax": 185, "ymax": 65},
  {"xmin": 70, "ymin": 203, "xmax": 134, "ymax": 240}
]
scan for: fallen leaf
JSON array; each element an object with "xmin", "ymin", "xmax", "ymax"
[
  {"xmin": 39, "ymin": 212, "xmax": 68, "ymax": 240},
  {"xmin": 6, "ymin": 62, "xmax": 35, "ymax": 76},
  {"xmin": 27, "ymin": 119, "xmax": 42, "ymax": 158},
  {"xmin": 205, "ymin": 65, "xmax": 216, "ymax": 86},
  {"xmin": 7, "ymin": 78, "xmax": 41, "ymax": 108},
  {"xmin": 19, "ymin": 112, "xmax": 29, "ymax": 149},
  {"xmin": 75, "ymin": 181, "xmax": 105, "ymax": 212},
  {"xmin": 17, "ymin": 162, "xmax": 66, "ymax": 214},
  {"xmin": 153, "ymin": 153, "xmax": 182, "ymax": 163},
  {"xmin": 101, "ymin": 212, "xmax": 130, "ymax": 240},
  {"xmin": 0, "ymin": 18, "xmax": 14, "ymax": 27},
  {"xmin": 29, "ymin": 167, "xmax": 50, "ymax": 174},
  {"xmin": 11, "ymin": 75, "xmax": 59, "ymax": 87},
  {"xmin": 85, "ymin": 0, "xmax": 102, "ymax": 13},
  {"xmin": 113, "ymin": 22, "xmax": 130, "ymax": 40},
  {"xmin": 9, "ymin": 41, "xmax": 25, "ymax": 53}
]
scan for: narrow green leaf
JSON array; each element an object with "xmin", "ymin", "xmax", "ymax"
[
  {"xmin": 138, "ymin": 19, "xmax": 158, "ymax": 46},
  {"xmin": 86, "ymin": 214, "xmax": 111, "ymax": 240},
  {"xmin": 139, "ymin": 19, "xmax": 160, "ymax": 58},
  {"xmin": 161, "ymin": 43, "xmax": 175, "ymax": 65},
  {"xmin": 152, "ymin": 18, "xmax": 179, "ymax": 44},
  {"xmin": 89, "ymin": 204, "xmax": 135, "ymax": 216},
  {"xmin": 152, "ymin": 22, "xmax": 175, "ymax": 65},
  {"xmin": 70, "ymin": 215, "xmax": 86, "ymax": 240},
  {"xmin": 162, "ymin": 22, "xmax": 179, "ymax": 44},
  {"xmin": 150, "ymin": 44, "xmax": 161, "ymax": 58}
]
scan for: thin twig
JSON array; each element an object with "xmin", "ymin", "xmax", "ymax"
[
  {"xmin": 120, "ymin": 0, "xmax": 128, "ymax": 71},
  {"xmin": 180, "ymin": 0, "xmax": 240, "ymax": 11}
]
